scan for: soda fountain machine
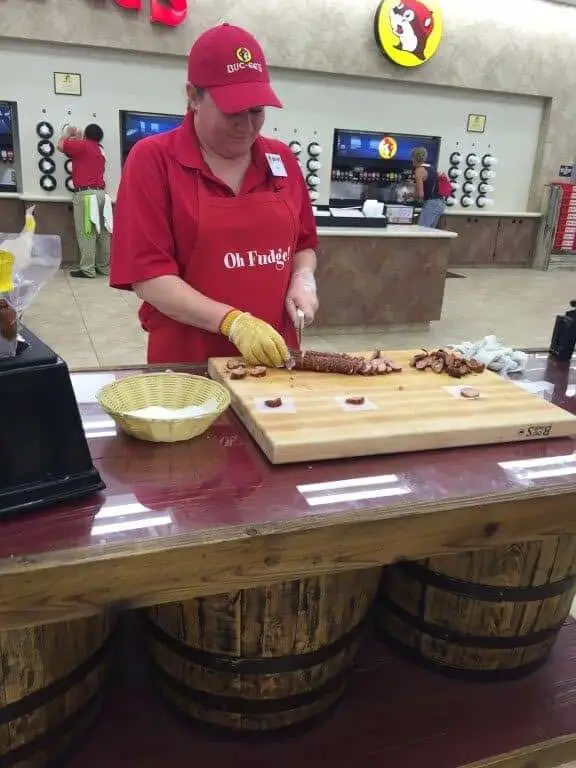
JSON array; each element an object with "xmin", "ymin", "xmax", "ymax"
[
  {"xmin": 0, "ymin": 101, "xmax": 19, "ymax": 192},
  {"xmin": 329, "ymin": 128, "xmax": 441, "ymax": 207},
  {"xmin": 119, "ymin": 110, "xmax": 183, "ymax": 165}
]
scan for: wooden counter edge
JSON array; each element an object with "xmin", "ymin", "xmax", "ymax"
[
  {"xmin": 460, "ymin": 734, "xmax": 576, "ymax": 768},
  {"xmin": 1, "ymin": 487, "xmax": 576, "ymax": 629}
]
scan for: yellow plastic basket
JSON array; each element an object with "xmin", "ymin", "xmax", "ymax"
[{"xmin": 97, "ymin": 372, "xmax": 231, "ymax": 443}]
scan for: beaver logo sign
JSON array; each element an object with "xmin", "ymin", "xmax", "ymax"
[
  {"xmin": 379, "ymin": 136, "xmax": 397, "ymax": 160},
  {"xmin": 374, "ymin": 0, "xmax": 442, "ymax": 68}
]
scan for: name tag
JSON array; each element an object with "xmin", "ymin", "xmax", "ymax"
[{"xmin": 265, "ymin": 153, "xmax": 287, "ymax": 178}]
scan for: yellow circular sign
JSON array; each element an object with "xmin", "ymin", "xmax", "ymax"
[
  {"xmin": 236, "ymin": 47, "xmax": 253, "ymax": 64},
  {"xmin": 378, "ymin": 136, "xmax": 397, "ymax": 160},
  {"xmin": 374, "ymin": 0, "xmax": 442, "ymax": 68}
]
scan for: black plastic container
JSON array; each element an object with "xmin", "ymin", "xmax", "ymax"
[
  {"xmin": 549, "ymin": 300, "xmax": 576, "ymax": 362},
  {"xmin": 0, "ymin": 327, "xmax": 105, "ymax": 517}
]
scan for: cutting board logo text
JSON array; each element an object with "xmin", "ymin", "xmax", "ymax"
[
  {"xmin": 112, "ymin": 0, "xmax": 188, "ymax": 28},
  {"xmin": 224, "ymin": 247, "xmax": 291, "ymax": 272},
  {"xmin": 518, "ymin": 424, "xmax": 553, "ymax": 438}
]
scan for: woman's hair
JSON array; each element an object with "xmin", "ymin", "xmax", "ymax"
[{"xmin": 411, "ymin": 147, "xmax": 428, "ymax": 165}]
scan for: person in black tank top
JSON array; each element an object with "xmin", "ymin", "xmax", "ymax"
[{"xmin": 411, "ymin": 147, "xmax": 446, "ymax": 228}]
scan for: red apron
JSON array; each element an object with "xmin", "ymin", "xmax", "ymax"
[{"xmin": 140, "ymin": 173, "xmax": 300, "ymax": 364}]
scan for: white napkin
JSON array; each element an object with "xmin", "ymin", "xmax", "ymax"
[
  {"xmin": 103, "ymin": 194, "xmax": 114, "ymax": 233},
  {"xmin": 124, "ymin": 398, "xmax": 219, "ymax": 420},
  {"xmin": 89, "ymin": 194, "xmax": 101, "ymax": 234},
  {"xmin": 448, "ymin": 335, "xmax": 528, "ymax": 374}
]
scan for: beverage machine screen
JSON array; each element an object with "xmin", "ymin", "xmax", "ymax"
[
  {"xmin": 0, "ymin": 103, "xmax": 13, "ymax": 136},
  {"xmin": 0, "ymin": 101, "xmax": 17, "ymax": 191},
  {"xmin": 119, "ymin": 110, "xmax": 184, "ymax": 162},
  {"xmin": 330, "ymin": 128, "xmax": 441, "ymax": 204}
]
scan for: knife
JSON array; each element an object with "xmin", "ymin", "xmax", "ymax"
[{"xmin": 296, "ymin": 308, "xmax": 305, "ymax": 347}]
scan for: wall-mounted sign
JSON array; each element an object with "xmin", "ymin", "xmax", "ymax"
[
  {"xmin": 53, "ymin": 72, "xmax": 82, "ymax": 97},
  {"xmin": 467, "ymin": 114, "xmax": 486, "ymax": 133},
  {"xmin": 113, "ymin": 0, "xmax": 188, "ymax": 28},
  {"xmin": 378, "ymin": 136, "xmax": 398, "ymax": 159},
  {"xmin": 374, "ymin": 0, "xmax": 443, "ymax": 68},
  {"xmin": 559, "ymin": 164, "xmax": 574, "ymax": 178}
]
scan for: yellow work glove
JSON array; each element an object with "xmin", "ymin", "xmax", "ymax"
[{"xmin": 220, "ymin": 310, "xmax": 289, "ymax": 368}]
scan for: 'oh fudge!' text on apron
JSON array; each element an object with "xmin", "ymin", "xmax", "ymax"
[{"xmin": 223, "ymin": 248, "xmax": 291, "ymax": 271}]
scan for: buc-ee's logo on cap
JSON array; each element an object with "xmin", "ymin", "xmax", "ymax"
[
  {"xmin": 374, "ymin": 0, "xmax": 442, "ymax": 68},
  {"xmin": 378, "ymin": 136, "xmax": 397, "ymax": 160},
  {"xmin": 227, "ymin": 46, "xmax": 263, "ymax": 74},
  {"xmin": 236, "ymin": 47, "xmax": 252, "ymax": 64}
]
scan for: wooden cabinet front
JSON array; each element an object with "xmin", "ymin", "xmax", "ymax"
[
  {"xmin": 493, "ymin": 217, "xmax": 538, "ymax": 266},
  {"xmin": 440, "ymin": 215, "xmax": 499, "ymax": 266},
  {"xmin": 0, "ymin": 199, "xmax": 82, "ymax": 266},
  {"xmin": 0, "ymin": 197, "xmax": 25, "ymax": 232},
  {"xmin": 31, "ymin": 201, "xmax": 80, "ymax": 266}
]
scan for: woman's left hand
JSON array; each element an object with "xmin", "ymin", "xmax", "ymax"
[{"xmin": 285, "ymin": 268, "xmax": 318, "ymax": 327}]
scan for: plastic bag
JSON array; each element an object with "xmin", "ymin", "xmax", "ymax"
[
  {"xmin": 0, "ymin": 207, "xmax": 62, "ymax": 358},
  {"xmin": 9, "ymin": 234, "xmax": 62, "ymax": 316}
]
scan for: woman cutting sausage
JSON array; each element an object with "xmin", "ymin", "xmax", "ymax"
[{"xmin": 110, "ymin": 24, "xmax": 319, "ymax": 367}]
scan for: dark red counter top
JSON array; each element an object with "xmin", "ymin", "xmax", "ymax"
[{"xmin": 1, "ymin": 354, "xmax": 576, "ymax": 628}]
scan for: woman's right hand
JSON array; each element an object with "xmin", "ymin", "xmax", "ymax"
[{"xmin": 220, "ymin": 310, "xmax": 290, "ymax": 368}]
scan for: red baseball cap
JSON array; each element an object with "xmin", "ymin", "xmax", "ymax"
[{"xmin": 187, "ymin": 24, "xmax": 283, "ymax": 114}]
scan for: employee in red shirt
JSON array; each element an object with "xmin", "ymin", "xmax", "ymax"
[
  {"xmin": 110, "ymin": 23, "xmax": 319, "ymax": 367},
  {"xmin": 57, "ymin": 123, "xmax": 110, "ymax": 279}
]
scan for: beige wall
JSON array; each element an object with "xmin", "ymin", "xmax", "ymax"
[
  {"xmin": 1, "ymin": 38, "xmax": 544, "ymax": 210},
  {"xmin": 1, "ymin": 0, "xmax": 574, "ymax": 204}
]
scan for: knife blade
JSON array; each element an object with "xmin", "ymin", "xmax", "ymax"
[{"xmin": 296, "ymin": 308, "xmax": 305, "ymax": 346}]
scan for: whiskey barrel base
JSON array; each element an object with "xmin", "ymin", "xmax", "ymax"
[
  {"xmin": 377, "ymin": 539, "xmax": 576, "ymax": 681},
  {"xmin": 376, "ymin": 609, "xmax": 552, "ymax": 682},
  {"xmin": 146, "ymin": 569, "xmax": 381, "ymax": 735},
  {"xmin": 149, "ymin": 653, "xmax": 345, "ymax": 741},
  {"xmin": 146, "ymin": 617, "xmax": 356, "ymax": 739},
  {"xmin": 0, "ymin": 614, "xmax": 112, "ymax": 768},
  {"xmin": 0, "ymin": 688, "xmax": 104, "ymax": 768},
  {"xmin": 155, "ymin": 696, "xmax": 343, "ymax": 743}
]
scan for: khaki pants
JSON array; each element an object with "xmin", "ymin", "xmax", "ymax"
[{"xmin": 72, "ymin": 189, "xmax": 110, "ymax": 277}]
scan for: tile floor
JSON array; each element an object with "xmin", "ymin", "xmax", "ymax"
[{"xmin": 23, "ymin": 266, "xmax": 575, "ymax": 370}]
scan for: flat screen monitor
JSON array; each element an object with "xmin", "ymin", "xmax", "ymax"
[
  {"xmin": 119, "ymin": 110, "xmax": 184, "ymax": 157},
  {"xmin": 333, "ymin": 129, "xmax": 440, "ymax": 168},
  {"xmin": 0, "ymin": 103, "xmax": 13, "ymax": 136}
]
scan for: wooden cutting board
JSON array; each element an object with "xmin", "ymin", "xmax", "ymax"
[{"xmin": 208, "ymin": 351, "xmax": 576, "ymax": 464}]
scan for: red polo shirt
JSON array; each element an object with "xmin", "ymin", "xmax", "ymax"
[
  {"xmin": 62, "ymin": 138, "xmax": 106, "ymax": 189},
  {"xmin": 110, "ymin": 113, "xmax": 318, "ymax": 292}
]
